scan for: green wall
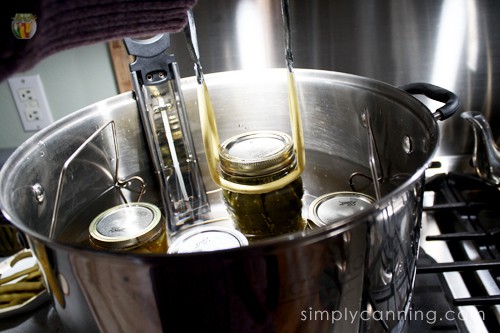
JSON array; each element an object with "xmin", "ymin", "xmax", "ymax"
[{"xmin": 0, "ymin": 42, "xmax": 119, "ymax": 149}]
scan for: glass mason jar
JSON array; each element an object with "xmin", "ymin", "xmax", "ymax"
[
  {"xmin": 167, "ymin": 224, "xmax": 248, "ymax": 254},
  {"xmin": 308, "ymin": 191, "xmax": 375, "ymax": 228},
  {"xmin": 89, "ymin": 202, "xmax": 167, "ymax": 253},
  {"xmin": 219, "ymin": 131, "xmax": 306, "ymax": 241}
]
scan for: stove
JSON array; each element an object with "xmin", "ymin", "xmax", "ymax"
[{"xmin": 410, "ymin": 157, "xmax": 500, "ymax": 332}]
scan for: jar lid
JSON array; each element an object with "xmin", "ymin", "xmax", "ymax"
[
  {"xmin": 308, "ymin": 192, "xmax": 375, "ymax": 227},
  {"xmin": 219, "ymin": 131, "xmax": 295, "ymax": 177},
  {"xmin": 89, "ymin": 202, "xmax": 163, "ymax": 250},
  {"xmin": 167, "ymin": 225, "xmax": 248, "ymax": 254}
]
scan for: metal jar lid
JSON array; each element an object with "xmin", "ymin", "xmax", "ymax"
[
  {"xmin": 308, "ymin": 192, "xmax": 375, "ymax": 227},
  {"xmin": 89, "ymin": 202, "xmax": 163, "ymax": 250},
  {"xmin": 219, "ymin": 131, "xmax": 296, "ymax": 177},
  {"xmin": 167, "ymin": 225, "xmax": 248, "ymax": 254}
]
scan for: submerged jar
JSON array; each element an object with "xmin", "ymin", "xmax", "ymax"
[
  {"xmin": 167, "ymin": 224, "xmax": 248, "ymax": 254},
  {"xmin": 89, "ymin": 202, "xmax": 167, "ymax": 253},
  {"xmin": 308, "ymin": 192, "xmax": 375, "ymax": 228},
  {"xmin": 219, "ymin": 131, "xmax": 306, "ymax": 241}
]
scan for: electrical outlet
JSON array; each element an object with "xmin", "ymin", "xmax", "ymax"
[
  {"xmin": 18, "ymin": 88, "xmax": 34, "ymax": 101},
  {"xmin": 8, "ymin": 75, "xmax": 54, "ymax": 132}
]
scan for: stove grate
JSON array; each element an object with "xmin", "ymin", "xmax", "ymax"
[{"xmin": 417, "ymin": 172, "xmax": 500, "ymax": 332}]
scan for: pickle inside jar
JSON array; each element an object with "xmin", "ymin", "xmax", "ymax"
[{"xmin": 223, "ymin": 177, "xmax": 305, "ymax": 240}]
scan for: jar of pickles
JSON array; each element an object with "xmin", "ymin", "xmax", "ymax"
[
  {"xmin": 89, "ymin": 202, "xmax": 167, "ymax": 253},
  {"xmin": 219, "ymin": 131, "xmax": 306, "ymax": 241}
]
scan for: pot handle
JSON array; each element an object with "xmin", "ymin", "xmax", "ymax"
[{"xmin": 399, "ymin": 83, "xmax": 460, "ymax": 120}]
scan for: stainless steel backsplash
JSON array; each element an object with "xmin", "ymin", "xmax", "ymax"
[{"xmin": 168, "ymin": 0, "xmax": 500, "ymax": 158}]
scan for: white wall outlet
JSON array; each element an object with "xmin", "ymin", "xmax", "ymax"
[{"xmin": 8, "ymin": 75, "xmax": 54, "ymax": 132}]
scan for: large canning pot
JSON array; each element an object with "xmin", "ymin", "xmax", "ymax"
[{"xmin": 0, "ymin": 69, "xmax": 458, "ymax": 332}]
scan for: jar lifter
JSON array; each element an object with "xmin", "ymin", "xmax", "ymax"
[{"xmin": 183, "ymin": 1, "xmax": 305, "ymax": 195}]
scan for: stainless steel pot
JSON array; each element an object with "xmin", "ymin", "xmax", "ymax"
[{"xmin": 0, "ymin": 69, "xmax": 458, "ymax": 332}]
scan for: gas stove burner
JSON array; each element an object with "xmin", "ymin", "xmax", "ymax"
[{"xmin": 417, "ymin": 172, "xmax": 500, "ymax": 333}]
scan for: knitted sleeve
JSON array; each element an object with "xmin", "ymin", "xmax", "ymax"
[{"xmin": 0, "ymin": 0, "xmax": 197, "ymax": 82}]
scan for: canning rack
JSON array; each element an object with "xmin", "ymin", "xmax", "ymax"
[
  {"xmin": 348, "ymin": 108, "xmax": 411, "ymax": 200},
  {"xmin": 49, "ymin": 120, "xmax": 145, "ymax": 238}
]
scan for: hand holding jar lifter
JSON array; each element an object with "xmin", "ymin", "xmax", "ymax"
[
  {"xmin": 123, "ymin": 34, "xmax": 209, "ymax": 238},
  {"xmin": 183, "ymin": 1, "xmax": 306, "ymax": 196}
]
